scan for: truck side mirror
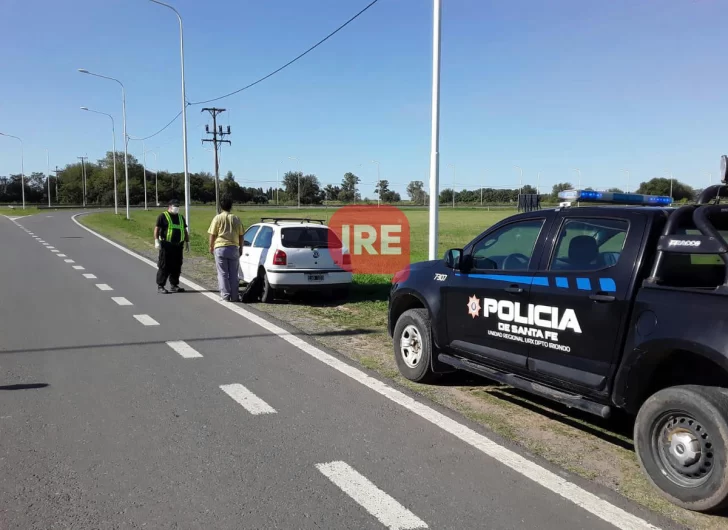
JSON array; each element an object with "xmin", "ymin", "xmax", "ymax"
[
  {"xmin": 721, "ymin": 155, "xmax": 728, "ymax": 184},
  {"xmin": 444, "ymin": 248, "xmax": 462, "ymax": 269}
]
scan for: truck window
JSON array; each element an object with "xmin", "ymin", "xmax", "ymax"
[
  {"xmin": 658, "ymin": 227, "xmax": 728, "ymax": 288},
  {"xmin": 549, "ymin": 218, "xmax": 629, "ymax": 271},
  {"xmin": 470, "ymin": 219, "xmax": 544, "ymax": 271}
]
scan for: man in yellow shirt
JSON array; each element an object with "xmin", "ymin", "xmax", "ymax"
[{"xmin": 207, "ymin": 196, "xmax": 244, "ymax": 302}]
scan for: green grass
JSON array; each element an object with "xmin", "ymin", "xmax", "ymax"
[{"xmin": 0, "ymin": 206, "xmax": 42, "ymax": 216}]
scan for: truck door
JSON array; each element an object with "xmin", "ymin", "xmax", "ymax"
[
  {"xmin": 526, "ymin": 210, "xmax": 647, "ymax": 393},
  {"xmin": 442, "ymin": 213, "xmax": 554, "ymax": 370}
]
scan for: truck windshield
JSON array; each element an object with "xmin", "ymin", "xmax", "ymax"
[{"xmin": 280, "ymin": 227, "xmax": 343, "ymax": 248}]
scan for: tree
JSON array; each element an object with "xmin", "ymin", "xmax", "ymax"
[
  {"xmin": 374, "ymin": 179, "xmax": 400, "ymax": 203},
  {"xmin": 407, "ymin": 180, "xmax": 427, "ymax": 205},
  {"xmin": 607, "ymin": 187, "xmax": 624, "ymax": 193},
  {"xmin": 551, "ymin": 182, "xmax": 573, "ymax": 201},
  {"xmin": 339, "ymin": 172, "xmax": 360, "ymax": 203},
  {"xmin": 636, "ymin": 177, "xmax": 694, "ymax": 201},
  {"xmin": 282, "ymin": 171, "xmax": 324, "ymax": 205},
  {"xmin": 324, "ymin": 184, "xmax": 341, "ymax": 201}
]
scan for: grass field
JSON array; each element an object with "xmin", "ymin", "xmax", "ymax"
[{"xmin": 0, "ymin": 206, "xmax": 42, "ymax": 217}]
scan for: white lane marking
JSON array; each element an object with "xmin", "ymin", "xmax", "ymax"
[
  {"xmin": 64, "ymin": 259, "xmax": 75, "ymax": 263},
  {"xmin": 316, "ymin": 461, "xmax": 428, "ymax": 530},
  {"xmin": 47, "ymin": 246, "xmax": 55, "ymax": 249},
  {"xmin": 73, "ymin": 265, "xmax": 85, "ymax": 270},
  {"xmin": 83, "ymin": 273, "xmax": 97, "ymax": 279},
  {"xmin": 133, "ymin": 314, "xmax": 159, "ymax": 326},
  {"xmin": 72, "ymin": 213, "xmax": 661, "ymax": 530},
  {"xmin": 219, "ymin": 384, "xmax": 276, "ymax": 415},
  {"xmin": 111, "ymin": 297, "xmax": 133, "ymax": 306},
  {"xmin": 166, "ymin": 340, "xmax": 203, "ymax": 359},
  {"xmin": 57, "ymin": 254, "xmax": 67, "ymax": 257},
  {"xmin": 51, "ymin": 250, "xmax": 60, "ymax": 253},
  {"xmin": 95, "ymin": 283, "xmax": 113, "ymax": 291}
]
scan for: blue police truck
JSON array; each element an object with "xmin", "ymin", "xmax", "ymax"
[{"xmin": 388, "ymin": 157, "xmax": 728, "ymax": 512}]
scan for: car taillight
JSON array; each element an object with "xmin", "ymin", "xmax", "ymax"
[{"xmin": 273, "ymin": 249, "xmax": 287, "ymax": 265}]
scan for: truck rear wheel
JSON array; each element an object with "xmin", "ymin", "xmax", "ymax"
[
  {"xmin": 393, "ymin": 308, "xmax": 437, "ymax": 384},
  {"xmin": 634, "ymin": 384, "xmax": 728, "ymax": 513}
]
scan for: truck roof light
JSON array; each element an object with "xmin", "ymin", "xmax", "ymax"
[{"xmin": 557, "ymin": 189, "xmax": 673, "ymax": 206}]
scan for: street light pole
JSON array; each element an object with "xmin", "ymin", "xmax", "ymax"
[
  {"xmin": 0, "ymin": 133, "xmax": 24, "ymax": 209},
  {"xmin": 371, "ymin": 159, "xmax": 380, "ymax": 206},
  {"xmin": 150, "ymin": 0, "xmax": 191, "ymax": 227},
  {"xmin": 573, "ymin": 168, "xmax": 581, "ymax": 189},
  {"xmin": 536, "ymin": 171, "xmax": 541, "ymax": 196},
  {"xmin": 79, "ymin": 69, "xmax": 129, "ymax": 219},
  {"xmin": 449, "ymin": 163, "xmax": 455, "ymax": 208},
  {"xmin": 46, "ymin": 149, "xmax": 51, "ymax": 207},
  {"xmin": 142, "ymin": 140, "xmax": 148, "ymax": 210},
  {"xmin": 513, "ymin": 165, "xmax": 522, "ymax": 195},
  {"xmin": 428, "ymin": 0, "xmax": 441, "ymax": 260},
  {"xmin": 80, "ymin": 106, "xmax": 118, "ymax": 215},
  {"xmin": 621, "ymin": 169, "xmax": 630, "ymax": 193}
]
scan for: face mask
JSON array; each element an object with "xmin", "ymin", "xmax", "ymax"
[{"xmin": 170, "ymin": 206, "xmax": 179, "ymax": 214}]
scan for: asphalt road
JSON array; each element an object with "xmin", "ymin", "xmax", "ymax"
[{"xmin": 0, "ymin": 211, "xmax": 681, "ymax": 530}]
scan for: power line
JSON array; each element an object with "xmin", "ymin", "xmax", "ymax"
[{"xmin": 188, "ymin": 0, "xmax": 380, "ymax": 105}]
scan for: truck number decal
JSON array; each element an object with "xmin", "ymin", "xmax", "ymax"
[
  {"xmin": 668, "ymin": 239, "xmax": 701, "ymax": 247},
  {"xmin": 434, "ymin": 273, "xmax": 448, "ymax": 281}
]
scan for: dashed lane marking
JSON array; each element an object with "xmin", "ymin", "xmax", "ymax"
[
  {"xmin": 219, "ymin": 383, "xmax": 276, "ymax": 415},
  {"xmin": 133, "ymin": 314, "xmax": 159, "ymax": 326},
  {"xmin": 316, "ymin": 461, "xmax": 428, "ymax": 530},
  {"xmin": 57, "ymin": 254, "xmax": 67, "ymax": 257},
  {"xmin": 95, "ymin": 284, "xmax": 113, "ymax": 291},
  {"xmin": 83, "ymin": 273, "xmax": 97, "ymax": 279},
  {"xmin": 73, "ymin": 266, "xmax": 85, "ymax": 270},
  {"xmin": 64, "ymin": 259, "xmax": 75, "ymax": 263},
  {"xmin": 72, "ymin": 213, "xmax": 663, "ymax": 530},
  {"xmin": 166, "ymin": 341, "xmax": 203, "ymax": 359},
  {"xmin": 111, "ymin": 297, "xmax": 133, "ymax": 306}
]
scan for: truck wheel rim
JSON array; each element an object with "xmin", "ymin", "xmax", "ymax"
[
  {"xmin": 400, "ymin": 325, "xmax": 422, "ymax": 368},
  {"xmin": 651, "ymin": 411, "xmax": 714, "ymax": 487}
]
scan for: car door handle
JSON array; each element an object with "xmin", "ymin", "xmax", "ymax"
[
  {"xmin": 504, "ymin": 285, "xmax": 523, "ymax": 294},
  {"xmin": 589, "ymin": 292, "xmax": 615, "ymax": 302}
]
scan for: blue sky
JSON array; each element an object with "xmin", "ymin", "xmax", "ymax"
[{"xmin": 1, "ymin": 0, "xmax": 726, "ymax": 199}]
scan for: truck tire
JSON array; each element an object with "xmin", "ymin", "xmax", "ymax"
[
  {"xmin": 392, "ymin": 308, "xmax": 438, "ymax": 384},
  {"xmin": 634, "ymin": 384, "xmax": 728, "ymax": 513}
]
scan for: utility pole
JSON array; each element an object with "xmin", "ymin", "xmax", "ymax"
[
  {"xmin": 78, "ymin": 156, "xmax": 88, "ymax": 207},
  {"xmin": 201, "ymin": 107, "xmax": 231, "ymax": 214}
]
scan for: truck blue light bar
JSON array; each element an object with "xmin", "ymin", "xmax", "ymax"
[{"xmin": 557, "ymin": 189, "xmax": 673, "ymax": 206}]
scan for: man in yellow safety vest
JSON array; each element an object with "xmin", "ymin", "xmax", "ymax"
[{"xmin": 154, "ymin": 198, "xmax": 190, "ymax": 293}]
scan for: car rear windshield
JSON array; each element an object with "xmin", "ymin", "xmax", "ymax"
[{"xmin": 280, "ymin": 227, "xmax": 342, "ymax": 248}]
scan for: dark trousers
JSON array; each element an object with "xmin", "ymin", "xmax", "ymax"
[{"xmin": 157, "ymin": 244, "xmax": 184, "ymax": 287}]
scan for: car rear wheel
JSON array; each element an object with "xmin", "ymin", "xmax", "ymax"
[
  {"xmin": 260, "ymin": 269, "xmax": 275, "ymax": 303},
  {"xmin": 393, "ymin": 308, "xmax": 437, "ymax": 384},
  {"xmin": 634, "ymin": 384, "xmax": 728, "ymax": 513}
]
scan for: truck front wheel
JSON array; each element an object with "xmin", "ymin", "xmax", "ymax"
[
  {"xmin": 393, "ymin": 308, "xmax": 438, "ymax": 384},
  {"xmin": 634, "ymin": 384, "xmax": 728, "ymax": 513}
]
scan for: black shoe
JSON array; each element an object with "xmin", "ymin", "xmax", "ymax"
[
  {"xmin": 170, "ymin": 285, "xmax": 185, "ymax": 293},
  {"xmin": 158, "ymin": 286, "xmax": 169, "ymax": 294}
]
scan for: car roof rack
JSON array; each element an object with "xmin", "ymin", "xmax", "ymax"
[
  {"xmin": 645, "ymin": 155, "xmax": 728, "ymax": 291},
  {"xmin": 260, "ymin": 217, "xmax": 326, "ymax": 225}
]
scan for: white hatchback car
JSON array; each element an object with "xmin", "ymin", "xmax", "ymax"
[{"xmin": 238, "ymin": 217, "xmax": 353, "ymax": 303}]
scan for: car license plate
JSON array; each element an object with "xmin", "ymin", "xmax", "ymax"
[{"xmin": 308, "ymin": 274, "xmax": 324, "ymax": 282}]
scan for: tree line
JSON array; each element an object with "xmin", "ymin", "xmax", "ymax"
[{"xmin": 0, "ymin": 151, "xmax": 701, "ymax": 207}]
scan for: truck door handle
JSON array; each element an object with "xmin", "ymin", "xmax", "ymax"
[
  {"xmin": 504, "ymin": 285, "xmax": 523, "ymax": 294},
  {"xmin": 589, "ymin": 292, "xmax": 615, "ymax": 302}
]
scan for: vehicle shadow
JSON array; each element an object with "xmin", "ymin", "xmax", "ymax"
[
  {"xmin": 267, "ymin": 278, "xmax": 393, "ymax": 307},
  {"xmin": 0, "ymin": 383, "xmax": 49, "ymax": 390},
  {"xmin": 434, "ymin": 371, "xmax": 634, "ymax": 449}
]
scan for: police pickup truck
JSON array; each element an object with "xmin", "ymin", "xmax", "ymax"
[{"xmin": 388, "ymin": 160, "xmax": 728, "ymax": 513}]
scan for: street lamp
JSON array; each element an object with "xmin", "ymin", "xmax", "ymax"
[
  {"xmin": 573, "ymin": 168, "xmax": 581, "ymax": 189},
  {"xmin": 0, "ymin": 133, "xmax": 24, "ymax": 209},
  {"xmin": 513, "ymin": 165, "xmax": 522, "ymax": 196},
  {"xmin": 666, "ymin": 170, "xmax": 673, "ymax": 199},
  {"xmin": 621, "ymin": 169, "xmax": 630, "ymax": 193},
  {"xmin": 428, "ymin": 0, "xmax": 442, "ymax": 261},
  {"xmin": 149, "ymin": 0, "xmax": 191, "ymax": 227},
  {"xmin": 45, "ymin": 148, "xmax": 51, "ymax": 207},
  {"xmin": 78, "ymin": 68, "xmax": 129, "ymax": 219},
  {"xmin": 371, "ymin": 159, "xmax": 381, "ymax": 206},
  {"xmin": 449, "ymin": 163, "xmax": 455, "ymax": 208},
  {"xmin": 288, "ymin": 156, "xmax": 300, "ymax": 207},
  {"xmin": 80, "ymin": 106, "xmax": 118, "ymax": 215}
]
